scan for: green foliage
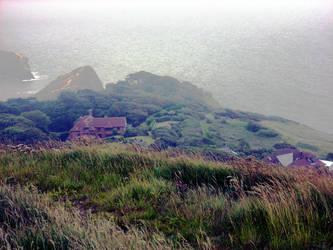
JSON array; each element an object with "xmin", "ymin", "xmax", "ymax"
[
  {"xmin": 327, "ymin": 153, "xmax": 333, "ymax": 161},
  {"xmin": 2, "ymin": 126, "xmax": 47, "ymax": 144},
  {"xmin": 124, "ymin": 125, "xmax": 149, "ymax": 137},
  {"xmin": 246, "ymin": 121, "xmax": 263, "ymax": 132},
  {"xmin": 0, "ymin": 144, "xmax": 332, "ymax": 248},
  {"xmin": 0, "ymin": 114, "xmax": 34, "ymax": 130},
  {"xmin": 0, "ymin": 102, "xmax": 20, "ymax": 115},
  {"xmin": 256, "ymin": 129, "xmax": 279, "ymax": 138},
  {"xmin": 152, "ymin": 127, "xmax": 180, "ymax": 147},
  {"xmin": 21, "ymin": 110, "xmax": 51, "ymax": 132},
  {"xmin": 0, "ymin": 183, "xmax": 170, "ymax": 249},
  {"xmin": 238, "ymin": 139, "xmax": 251, "ymax": 153},
  {"xmin": 296, "ymin": 142, "xmax": 319, "ymax": 152},
  {"xmin": 0, "ymin": 144, "xmax": 332, "ymax": 249},
  {"xmin": 0, "ymin": 71, "xmax": 323, "ymax": 158},
  {"xmin": 273, "ymin": 143, "xmax": 296, "ymax": 150},
  {"xmin": 106, "ymin": 71, "xmax": 219, "ymax": 110}
]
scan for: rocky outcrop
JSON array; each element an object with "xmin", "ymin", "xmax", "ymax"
[
  {"xmin": 36, "ymin": 66, "xmax": 104, "ymax": 100},
  {"xmin": 0, "ymin": 51, "xmax": 34, "ymax": 100},
  {"xmin": 0, "ymin": 50, "xmax": 34, "ymax": 81}
]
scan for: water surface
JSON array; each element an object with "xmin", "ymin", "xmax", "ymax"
[{"xmin": 1, "ymin": 1, "xmax": 332, "ymax": 133}]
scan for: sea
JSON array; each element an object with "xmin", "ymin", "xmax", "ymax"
[{"xmin": 1, "ymin": 0, "xmax": 332, "ymax": 134}]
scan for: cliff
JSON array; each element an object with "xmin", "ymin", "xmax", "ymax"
[
  {"xmin": 36, "ymin": 66, "xmax": 104, "ymax": 100},
  {"xmin": 0, "ymin": 50, "xmax": 34, "ymax": 81},
  {"xmin": 0, "ymin": 50, "xmax": 34, "ymax": 100}
]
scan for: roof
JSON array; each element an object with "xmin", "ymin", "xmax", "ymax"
[
  {"xmin": 320, "ymin": 160, "xmax": 333, "ymax": 171},
  {"xmin": 263, "ymin": 148, "xmax": 324, "ymax": 168},
  {"xmin": 71, "ymin": 115, "xmax": 126, "ymax": 131}
]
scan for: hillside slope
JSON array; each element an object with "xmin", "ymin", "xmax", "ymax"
[
  {"xmin": 0, "ymin": 143, "xmax": 332, "ymax": 249},
  {"xmin": 0, "ymin": 67, "xmax": 332, "ymax": 158},
  {"xmin": 261, "ymin": 120, "xmax": 333, "ymax": 157}
]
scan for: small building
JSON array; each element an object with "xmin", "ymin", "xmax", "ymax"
[
  {"xmin": 320, "ymin": 160, "xmax": 333, "ymax": 171},
  {"xmin": 263, "ymin": 148, "xmax": 324, "ymax": 168},
  {"xmin": 68, "ymin": 112, "xmax": 126, "ymax": 140}
]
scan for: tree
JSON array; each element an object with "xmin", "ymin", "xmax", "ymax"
[
  {"xmin": 22, "ymin": 110, "xmax": 51, "ymax": 132},
  {"xmin": 1, "ymin": 126, "xmax": 47, "ymax": 144},
  {"xmin": 327, "ymin": 153, "xmax": 333, "ymax": 161},
  {"xmin": 246, "ymin": 121, "xmax": 262, "ymax": 132},
  {"xmin": 238, "ymin": 139, "xmax": 250, "ymax": 153},
  {"xmin": 0, "ymin": 102, "xmax": 20, "ymax": 115}
]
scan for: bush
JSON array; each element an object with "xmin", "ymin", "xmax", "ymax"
[
  {"xmin": 1, "ymin": 126, "xmax": 48, "ymax": 144},
  {"xmin": 256, "ymin": 129, "xmax": 278, "ymax": 138},
  {"xmin": 296, "ymin": 142, "xmax": 319, "ymax": 152},
  {"xmin": 246, "ymin": 121, "xmax": 263, "ymax": 132},
  {"xmin": 22, "ymin": 110, "xmax": 51, "ymax": 132},
  {"xmin": 155, "ymin": 116, "xmax": 171, "ymax": 122},
  {"xmin": 124, "ymin": 126, "xmax": 149, "ymax": 137},
  {"xmin": 326, "ymin": 153, "xmax": 333, "ymax": 161},
  {"xmin": 273, "ymin": 143, "xmax": 296, "ymax": 150},
  {"xmin": 0, "ymin": 114, "xmax": 34, "ymax": 130}
]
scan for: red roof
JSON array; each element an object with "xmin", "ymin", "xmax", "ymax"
[
  {"xmin": 263, "ymin": 148, "xmax": 324, "ymax": 168},
  {"xmin": 71, "ymin": 115, "xmax": 126, "ymax": 131}
]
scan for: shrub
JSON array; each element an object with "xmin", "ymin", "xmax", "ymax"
[
  {"xmin": 274, "ymin": 143, "xmax": 296, "ymax": 150},
  {"xmin": 296, "ymin": 142, "xmax": 319, "ymax": 152},
  {"xmin": 0, "ymin": 183, "xmax": 171, "ymax": 249},
  {"xmin": 22, "ymin": 110, "xmax": 51, "ymax": 132},
  {"xmin": 256, "ymin": 129, "xmax": 279, "ymax": 138},
  {"xmin": 246, "ymin": 121, "xmax": 263, "ymax": 132},
  {"xmin": 327, "ymin": 153, "xmax": 333, "ymax": 161}
]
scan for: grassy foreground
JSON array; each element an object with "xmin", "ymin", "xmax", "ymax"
[{"xmin": 0, "ymin": 142, "xmax": 332, "ymax": 249}]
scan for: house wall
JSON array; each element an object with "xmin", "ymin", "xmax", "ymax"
[{"xmin": 69, "ymin": 126, "xmax": 125, "ymax": 140}]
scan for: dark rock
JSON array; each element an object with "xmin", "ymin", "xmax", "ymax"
[
  {"xmin": 36, "ymin": 66, "xmax": 104, "ymax": 100},
  {"xmin": 0, "ymin": 51, "xmax": 34, "ymax": 100},
  {"xmin": 0, "ymin": 50, "xmax": 34, "ymax": 81}
]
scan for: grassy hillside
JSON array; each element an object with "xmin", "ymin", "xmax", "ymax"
[
  {"xmin": 261, "ymin": 120, "xmax": 333, "ymax": 158},
  {"xmin": 1, "ymin": 71, "xmax": 333, "ymax": 159},
  {"xmin": 0, "ymin": 142, "xmax": 332, "ymax": 249}
]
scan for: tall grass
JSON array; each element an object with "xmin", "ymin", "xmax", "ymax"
[
  {"xmin": 0, "ymin": 142, "xmax": 332, "ymax": 249},
  {"xmin": 0, "ymin": 183, "xmax": 174, "ymax": 249}
]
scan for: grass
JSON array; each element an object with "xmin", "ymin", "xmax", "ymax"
[
  {"xmin": 0, "ymin": 141, "xmax": 332, "ymax": 249},
  {"xmin": 0, "ymin": 183, "xmax": 171, "ymax": 249},
  {"xmin": 128, "ymin": 135, "xmax": 155, "ymax": 145},
  {"xmin": 154, "ymin": 121, "xmax": 179, "ymax": 130},
  {"xmin": 261, "ymin": 120, "xmax": 333, "ymax": 157}
]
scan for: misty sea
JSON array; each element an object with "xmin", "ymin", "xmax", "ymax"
[{"xmin": 1, "ymin": 0, "xmax": 332, "ymax": 134}]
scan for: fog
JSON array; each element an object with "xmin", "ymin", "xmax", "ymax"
[{"xmin": 1, "ymin": 0, "xmax": 333, "ymax": 133}]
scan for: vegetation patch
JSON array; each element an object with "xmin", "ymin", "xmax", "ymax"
[{"xmin": 0, "ymin": 142, "xmax": 332, "ymax": 249}]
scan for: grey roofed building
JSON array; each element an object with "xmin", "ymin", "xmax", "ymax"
[{"xmin": 263, "ymin": 148, "xmax": 325, "ymax": 169}]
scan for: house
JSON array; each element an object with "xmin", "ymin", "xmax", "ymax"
[
  {"xmin": 320, "ymin": 160, "xmax": 333, "ymax": 171},
  {"xmin": 263, "ymin": 148, "xmax": 325, "ymax": 168},
  {"xmin": 68, "ymin": 111, "xmax": 126, "ymax": 140}
]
